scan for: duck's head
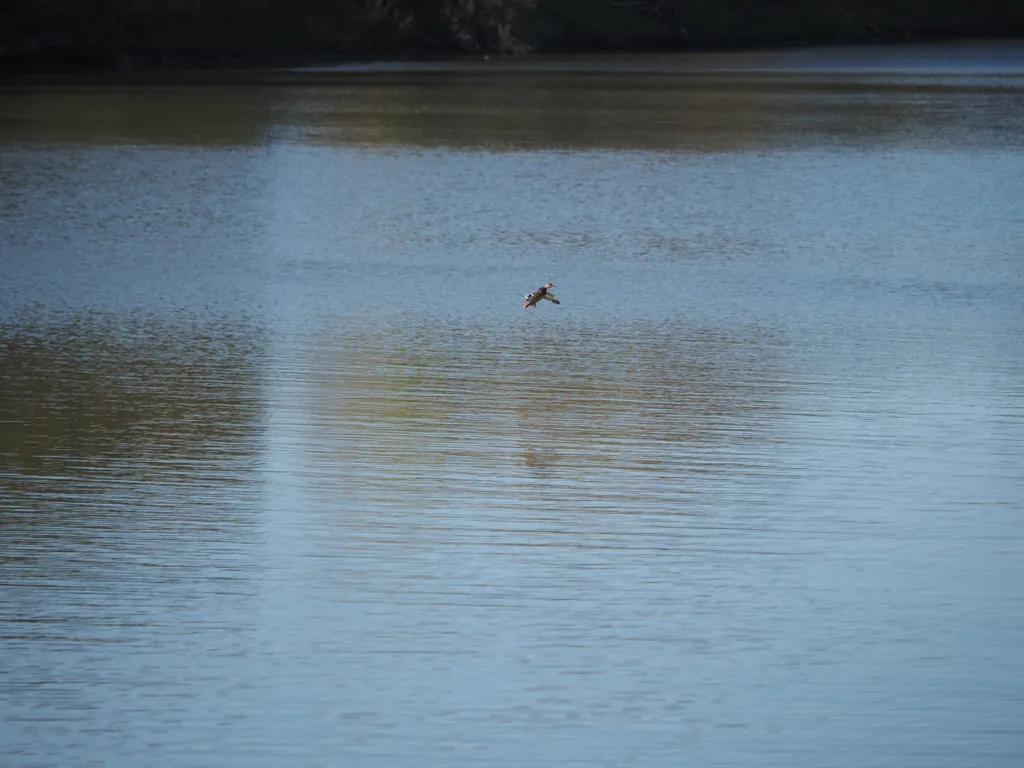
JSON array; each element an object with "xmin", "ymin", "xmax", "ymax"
[{"xmin": 543, "ymin": 283, "xmax": 555, "ymax": 289}]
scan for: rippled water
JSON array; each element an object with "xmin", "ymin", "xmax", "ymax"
[{"xmin": 2, "ymin": 43, "xmax": 1023, "ymax": 767}]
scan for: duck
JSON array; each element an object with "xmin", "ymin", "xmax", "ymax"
[{"xmin": 524, "ymin": 283, "xmax": 560, "ymax": 310}]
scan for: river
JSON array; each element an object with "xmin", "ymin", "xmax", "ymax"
[{"xmin": 2, "ymin": 42, "xmax": 1023, "ymax": 767}]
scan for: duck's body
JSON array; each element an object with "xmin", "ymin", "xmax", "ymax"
[{"xmin": 524, "ymin": 283, "xmax": 560, "ymax": 309}]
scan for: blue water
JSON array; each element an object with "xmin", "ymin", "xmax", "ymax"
[{"xmin": 2, "ymin": 43, "xmax": 1023, "ymax": 767}]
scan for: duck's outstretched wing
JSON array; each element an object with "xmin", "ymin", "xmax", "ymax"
[{"xmin": 541, "ymin": 293, "xmax": 560, "ymax": 304}]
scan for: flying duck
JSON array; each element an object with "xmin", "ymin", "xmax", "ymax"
[{"xmin": 524, "ymin": 283, "xmax": 560, "ymax": 310}]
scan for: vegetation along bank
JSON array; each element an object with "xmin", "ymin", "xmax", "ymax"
[{"xmin": 3, "ymin": 0, "xmax": 1023, "ymax": 70}]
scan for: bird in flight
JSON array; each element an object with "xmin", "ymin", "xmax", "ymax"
[{"xmin": 524, "ymin": 283, "xmax": 560, "ymax": 310}]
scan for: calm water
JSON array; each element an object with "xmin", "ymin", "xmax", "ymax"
[{"xmin": 2, "ymin": 43, "xmax": 1023, "ymax": 767}]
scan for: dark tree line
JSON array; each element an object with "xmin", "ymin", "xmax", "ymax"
[{"xmin": 2, "ymin": 0, "xmax": 1021, "ymax": 68}]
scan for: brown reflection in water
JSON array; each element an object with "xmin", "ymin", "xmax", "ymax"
[
  {"xmin": 289, "ymin": 73, "xmax": 816, "ymax": 150},
  {"xmin": 297, "ymin": 72, "xmax": 1024, "ymax": 150},
  {"xmin": 2, "ymin": 65, "xmax": 1020, "ymax": 150},
  {"xmin": 0, "ymin": 83, "xmax": 279, "ymax": 146},
  {"xmin": 0, "ymin": 314, "xmax": 265, "ymax": 478},
  {"xmin": 0, "ymin": 312, "xmax": 267, "ymax": 581},
  {"xmin": 298, "ymin": 318, "xmax": 785, "ymax": 512},
  {"xmin": 0, "ymin": 314, "xmax": 265, "ymax": 672}
]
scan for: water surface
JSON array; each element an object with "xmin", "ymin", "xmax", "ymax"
[{"xmin": 2, "ymin": 43, "xmax": 1023, "ymax": 767}]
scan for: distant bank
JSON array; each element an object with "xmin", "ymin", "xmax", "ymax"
[{"xmin": 3, "ymin": 0, "xmax": 1022, "ymax": 72}]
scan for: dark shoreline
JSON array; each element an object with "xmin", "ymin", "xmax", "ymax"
[
  {"xmin": 3, "ymin": 0, "xmax": 1023, "ymax": 75},
  {"xmin": 3, "ymin": 34, "xmax": 1022, "ymax": 77}
]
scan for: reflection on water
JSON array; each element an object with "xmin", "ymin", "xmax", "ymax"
[
  {"xmin": 2, "ymin": 43, "xmax": 1023, "ymax": 151},
  {"xmin": 298, "ymin": 322, "xmax": 786, "ymax": 511},
  {"xmin": 2, "ymin": 43, "xmax": 1024, "ymax": 768},
  {"xmin": 0, "ymin": 314, "xmax": 264, "ymax": 472},
  {"xmin": 0, "ymin": 314, "xmax": 266, "ymax": 626}
]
